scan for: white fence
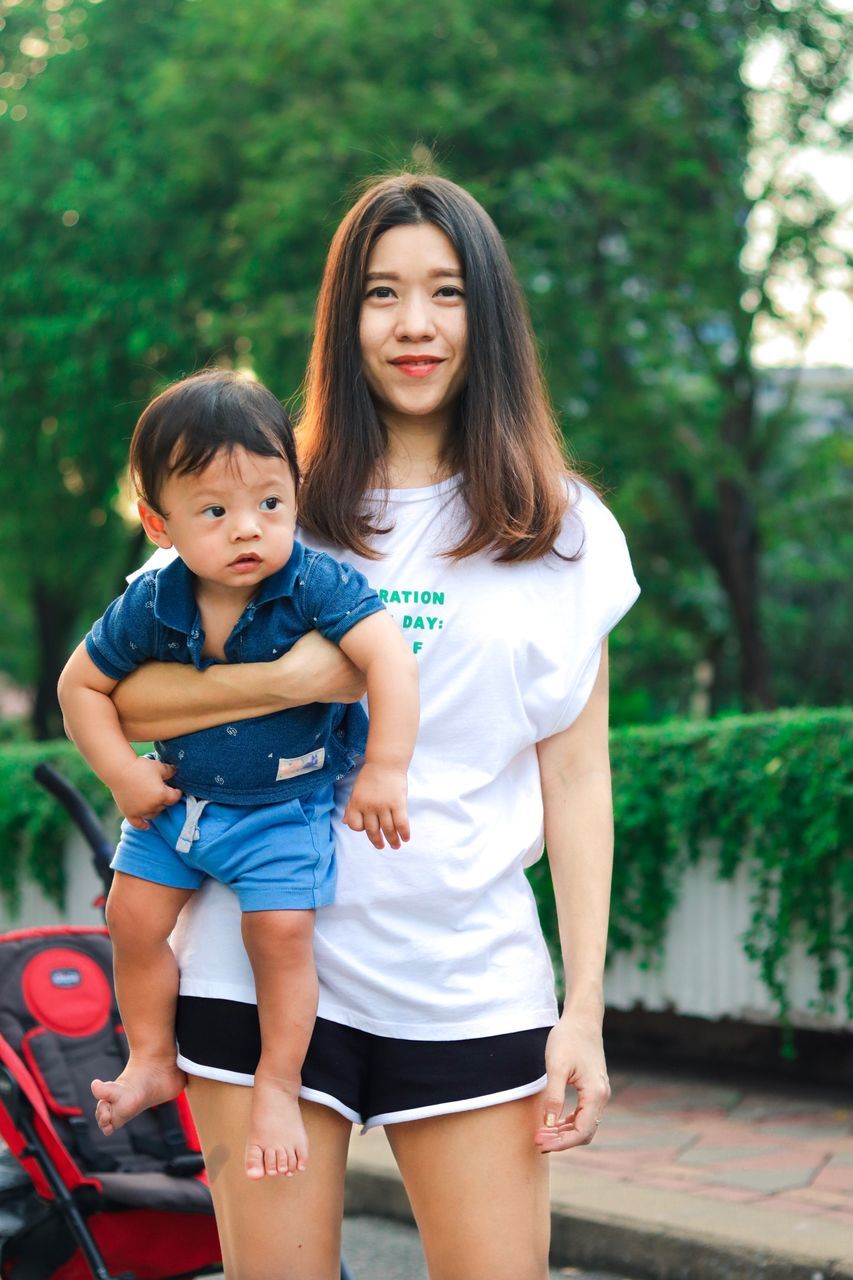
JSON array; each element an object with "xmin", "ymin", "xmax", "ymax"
[{"xmin": 604, "ymin": 853, "xmax": 851, "ymax": 1031}]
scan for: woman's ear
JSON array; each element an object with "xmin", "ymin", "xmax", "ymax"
[{"xmin": 137, "ymin": 500, "xmax": 174, "ymax": 549}]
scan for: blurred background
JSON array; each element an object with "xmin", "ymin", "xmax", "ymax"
[
  {"xmin": 0, "ymin": 0, "xmax": 850, "ymax": 737},
  {"xmin": 0, "ymin": 0, "xmax": 850, "ymax": 1057}
]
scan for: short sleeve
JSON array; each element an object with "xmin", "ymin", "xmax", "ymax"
[
  {"xmin": 85, "ymin": 574, "xmax": 160, "ymax": 681},
  {"xmin": 545, "ymin": 484, "xmax": 640, "ymax": 735},
  {"xmin": 298, "ymin": 554, "xmax": 385, "ymax": 645}
]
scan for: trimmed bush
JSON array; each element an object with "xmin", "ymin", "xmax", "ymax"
[{"xmin": 529, "ymin": 709, "xmax": 852, "ymax": 1023}]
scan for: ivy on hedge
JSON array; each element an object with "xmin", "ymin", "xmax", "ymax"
[
  {"xmin": 0, "ymin": 741, "xmax": 117, "ymax": 915},
  {"xmin": 2, "ymin": 710, "xmax": 851, "ymax": 1025},
  {"xmin": 528, "ymin": 708, "xmax": 852, "ymax": 1024}
]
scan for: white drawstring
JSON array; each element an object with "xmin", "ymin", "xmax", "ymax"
[{"xmin": 175, "ymin": 795, "xmax": 209, "ymax": 853}]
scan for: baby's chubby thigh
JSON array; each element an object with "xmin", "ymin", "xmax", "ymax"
[{"xmin": 182, "ymin": 787, "xmax": 337, "ymax": 914}]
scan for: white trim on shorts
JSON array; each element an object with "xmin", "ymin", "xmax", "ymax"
[
  {"xmin": 361, "ymin": 1073, "xmax": 548, "ymax": 1130},
  {"xmin": 176, "ymin": 1051, "xmax": 254, "ymax": 1088},
  {"xmin": 177, "ymin": 1050, "xmax": 547, "ymax": 1131}
]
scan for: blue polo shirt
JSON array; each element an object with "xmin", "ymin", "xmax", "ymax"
[{"xmin": 85, "ymin": 541, "xmax": 384, "ymax": 805}]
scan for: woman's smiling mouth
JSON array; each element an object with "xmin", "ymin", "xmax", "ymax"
[{"xmin": 389, "ymin": 356, "xmax": 446, "ymax": 378}]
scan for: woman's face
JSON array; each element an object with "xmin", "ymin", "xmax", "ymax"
[{"xmin": 358, "ymin": 222, "xmax": 468, "ymax": 435}]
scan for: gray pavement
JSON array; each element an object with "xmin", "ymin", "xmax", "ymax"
[
  {"xmin": 205, "ymin": 1213, "xmax": 637, "ymax": 1278},
  {"xmin": 341, "ymin": 1213, "xmax": 637, "ymax": 1279}
]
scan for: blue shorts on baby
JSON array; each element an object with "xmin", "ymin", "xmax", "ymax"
[{"xmin": 111, "ymin": 783, "xmax": 336, "ymax": 912}]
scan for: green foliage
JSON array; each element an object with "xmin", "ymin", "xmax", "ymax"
[
  {"xmin": 527, "ymin": 708, "xmax": 853, "ymax": 1023},
  {"xmin": 0, "ymin": 0, "xmax": 850, "ymax": 730},
  {"xmin": 0, "ymin": 740, "xmax": 115, "ymax": 914}
]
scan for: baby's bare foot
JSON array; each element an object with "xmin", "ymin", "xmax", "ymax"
[
  {"xmin": 245, "ymin": 1076, "xmax": 308, "ymax": 1179},
  {"xmin": 91, "ymin": 1059, "xmax": 185, "ymax": 1136}
]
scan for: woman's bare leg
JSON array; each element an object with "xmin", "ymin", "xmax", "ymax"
[
  {"xmin": 187, "ymin": 1079, "xmax": 352, "ymax": 1280},
  {"xmin": 387, "ymin": 1092, "xmax": 550, "ymax": 1280}
]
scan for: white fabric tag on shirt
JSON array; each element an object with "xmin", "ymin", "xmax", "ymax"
[{"xmin": 276, "ymin": 748, "xmax": 325, "ymax": 781}]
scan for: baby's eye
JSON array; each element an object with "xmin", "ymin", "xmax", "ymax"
[
  {"xmin": 259, "ymin": 496, "xmax": 280, "ymax": 511},
  {"xmin": 201, "ymin": 505, "xmax": 226, "ymax": 520}
]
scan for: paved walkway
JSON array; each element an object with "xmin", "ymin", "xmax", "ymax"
[
  {"xmin": 346, "ymin": 1063, "xmax": 853, "ymax": 1279},
  {"xmin": 559, "ymin": 1063, "xmax": 853, "ymax": 1226}
]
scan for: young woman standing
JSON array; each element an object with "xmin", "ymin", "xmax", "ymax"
[{"xmin": 113, "ymin": 174, "xmax": 639, "ymax": 1280}]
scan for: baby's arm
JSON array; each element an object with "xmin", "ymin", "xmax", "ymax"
[
  {"xmin": 58, "ymin": 643, "xmax": 182, "ymax": 830},
  {"xmin": 336, "ymin": 613, "xmax": 419, "ymax": 850}
]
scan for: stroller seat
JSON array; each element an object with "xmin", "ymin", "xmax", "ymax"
[{"xmin": 0, "ymin": 926, "xmax": 221, "ymax": 1280}]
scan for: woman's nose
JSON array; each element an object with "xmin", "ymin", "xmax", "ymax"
[{"xmin": 394, "ymin": 293, "xmax": 436, "ymax": 342}]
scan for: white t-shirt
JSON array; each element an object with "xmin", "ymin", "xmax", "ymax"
[{"xmin": 168, "ymin": 477, "xmax": 640, "ymax": 1040}]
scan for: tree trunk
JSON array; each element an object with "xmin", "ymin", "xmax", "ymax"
[
  {"xmin": 31, "ymin": 581, "xmax": 79, "ymax": 740},
  {"xmin": 670, "ymin": 470, "xmax": 775, "ymax": 712}
]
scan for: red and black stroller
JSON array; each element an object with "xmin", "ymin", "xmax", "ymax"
[
  {"xmin": 0, "ymin": 764, "xmax": 222, "ymax": 1280},
  {"xmin": 0, "ymin": 766, "xmax": 357, "ymax": 1280}
]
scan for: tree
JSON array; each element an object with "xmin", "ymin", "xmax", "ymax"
[
  {"xmin": 0, "ymin": 0, "xmax": 192, "ymax": 735},
  {"xmin": 1, "ymin": 0, "xmax": 848, "ymax": 730}
]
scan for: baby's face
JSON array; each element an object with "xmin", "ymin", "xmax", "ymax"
[{"xmin": 146, "ymin": 446, "xmax": 297, "ymax": 592}]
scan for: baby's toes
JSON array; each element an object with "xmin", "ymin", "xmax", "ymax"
[
  {"xmin": 245, "ymin": 1144, "xmax": 266, "ymax": 1180},
  {"xmin": 276, "ymin": 1148, "xmax": 292, "ymax": 1176}
]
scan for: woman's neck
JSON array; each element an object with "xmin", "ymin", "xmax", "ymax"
[{"xmin": 381, "ymin": 415, "xmax": 453, "ymax": 490}]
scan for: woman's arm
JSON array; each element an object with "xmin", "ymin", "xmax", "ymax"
[
  {"xmin": 534, "ymin": 642, "xmax": 613, "ymax": 1152},
  {"xmin": 111, "ymin": 630, "xmax": 366, "ymax": 742}
]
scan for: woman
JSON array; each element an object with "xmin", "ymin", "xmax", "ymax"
[{"xmin": 113, "ymin": 174, "xmax": 639, "ymax": 1280}]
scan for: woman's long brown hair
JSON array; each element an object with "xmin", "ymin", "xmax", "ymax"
[{"xmin": 298, "ymin": 174, "xmax": 584, "ymax": 562}]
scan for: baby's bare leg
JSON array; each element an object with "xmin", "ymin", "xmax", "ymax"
[
  {"xmin": 240, "ymin": 909, "xmax": 317, "ymax": 1180},
  {"xmin": 92, "ymin": 872, "xmax": 194, "ymax": 1134}
]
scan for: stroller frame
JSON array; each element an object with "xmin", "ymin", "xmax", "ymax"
[{"xmin": 0, "ymin": 765, "xmax": 355, "ymax": 1280}]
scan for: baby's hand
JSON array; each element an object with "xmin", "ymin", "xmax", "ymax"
[
  {"xmin": 109, "ymin": 757, "xmax": 182, "ymax": 830},
  {"xmin": 343, "ymin": 763, "xmax": 409, "ymax": 851}
]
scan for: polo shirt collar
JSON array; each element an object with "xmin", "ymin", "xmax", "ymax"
[{"xmin": 152, "ymin": 541, "xmax": 305, "ymax": 635}]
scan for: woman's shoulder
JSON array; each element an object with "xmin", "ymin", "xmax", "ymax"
[{"xmin": 554, "ymin": 477, "xmax": 632, "ymax": 563}]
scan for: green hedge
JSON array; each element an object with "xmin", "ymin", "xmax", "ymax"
[
  {"xmin": 3, "ymin": 710, "xmax": 851, "ymax": 1024},
  {"xmin": 0, "ymin": 741, "xmax": 117, "ymax": 914},
  {"xmin": 529, "ymin": 707, "xmax": 853, "ymax": 1024}
]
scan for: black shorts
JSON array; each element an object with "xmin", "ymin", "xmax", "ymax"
[{"xmin": 176, "ymin": 996, "xmax": 550, "ymax": 1129}]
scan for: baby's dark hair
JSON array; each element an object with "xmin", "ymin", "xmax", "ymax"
[{"xmin": 129, "ymin": 370, "xmax": 299, "ymax": 513}]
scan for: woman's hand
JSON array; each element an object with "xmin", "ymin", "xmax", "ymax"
[
  {"xmin": 273, "ymin": 631, "xmax": 366, "ymax": 705},
  {"xmin": 534, "ymin": 1010, "xmax": 611, "ymax": 1152}
]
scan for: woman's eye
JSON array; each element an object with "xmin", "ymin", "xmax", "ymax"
[
  {"xmin": 436, "ymin": 286, "xmax": 465, "ymax": 299},
  {"xmin": 259, "ymin": 496, "xmax": 280, "ymax": 511},
  {"xmin": 365, "ymin": 286, "xmax": 395, "ymax": 300},
  {"xmin": 201, "ymin": 506, "xmax": 226, "ymax": 520}
]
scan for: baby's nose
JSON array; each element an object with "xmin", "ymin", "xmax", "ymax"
[{"xmin": 232, "ymin": 515, "xmax": 261, "ymax": 539}]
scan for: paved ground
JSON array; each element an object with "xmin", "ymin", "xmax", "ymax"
[
  {"xmin": 556, "ymin": 1063, "xmax": 853, "ymax": 1226},
  {"xmin": 341, "ymin": 1214, "xmax": 636, "ymax": 1279},
  {"xmin": 208, "ymin": 1216, "xmax": 636, "ymax": 1279},
  {"xmin": 346, "ymin": 1062, "xmax": 853, "ymax": 1279}
]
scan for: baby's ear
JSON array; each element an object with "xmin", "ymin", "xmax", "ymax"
[{"xmin": 137, "ymin": 500, "xmax": 173, "ymax": 549}]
